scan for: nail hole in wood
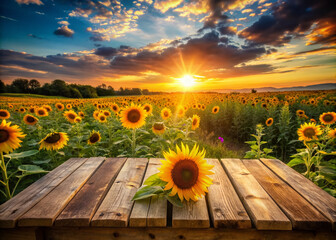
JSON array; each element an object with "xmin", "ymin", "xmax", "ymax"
[{"xmin": 149, "ymin": 233, "xmax": 155, "ymax": 239}]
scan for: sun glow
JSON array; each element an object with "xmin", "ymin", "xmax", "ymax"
[{"xmin": 178, "ymin": 74, "xmax": 196, "ymax": 88}]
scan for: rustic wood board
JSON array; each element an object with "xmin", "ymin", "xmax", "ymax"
[
  {"xmin": 222, "ymin": 158, "xmax": 291, "ymax": 230},
  {"xmin": 55, "ymin": 158, "xmax": 127, "ymax": 227},
  {"xmin": 91, "ymin": 158, "xmax": 148, "ymax": 227},
  {"xmin": 206, "ymin": 159, "xmax": 251, "ymax": 228},
  {"xmin": 18, "ymin": 157, "xmax": 104, "ymax": 227},
  {"xmin": 129, "ymin": 158, "xmax": 167, "ymax": 227},
  {"xmin": 260, "ymin": 158, "xmax": 336, "ymax": 231},
  {"xmin": 243, "ymin": 160, "xmax": 331, "ymax": 231},
  {"xmin": 0, "ymin": 158, "xmax": 87, "ymax": 228}
]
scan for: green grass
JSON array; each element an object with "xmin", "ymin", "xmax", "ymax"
[{"xmin": 0, "ymin": 93, "xmax": 68, "ymax": 99}]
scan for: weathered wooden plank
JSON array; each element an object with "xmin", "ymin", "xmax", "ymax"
[
  {"xmin": 0, "ymin": 158, "xmax": 87, "ymax": 228},
  {"xmin": 43, "ymin": 227, "xmax": 336, "ymax": 240},
  {"xmin": 55, "ymin": 158, "xmax": 127, "ymax": 227},
  {"xmin": 18, "ymin": 157, "xmax": 104, "ymax": 227},
  {"xmin": 0, "ymin": 227, "xmax": 42, "ymax": 240},
  {"xmin": 206, "ymin": 159, "xmax": 251, "ymax": 228},
  {"xmin": 172, "ymin": 196, "xmax": 210, "ymax": 228},
  {"xmin": 91, "ymin": 158, "xmax": 148, "ymax": 227},
  {"xmin": 260, "ymin": 158, "xmax": 336, "ymax": 231},
  {"xmin": 129, "ymin": 158, "xmax": 167, "ymax": 227},
  {"xmin": 222, "ymin": 158, "xmax": 291, "ymax": 230},
  {"xmin": 243, "ymin": 159, "xmax": 331, "ymax": 231}
]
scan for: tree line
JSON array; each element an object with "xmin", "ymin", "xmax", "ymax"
[{"xmin": 0, "ymin": 79, "xmax": 160, "ymax": 98}]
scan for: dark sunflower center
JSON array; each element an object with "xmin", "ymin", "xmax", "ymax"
[
  {"xmin": 38, "ymin": 110, "xmax": 45, "ymax": 115},
  {"xmin": 44, "ymin": 133, "xmax": 61, "ymax": 144},
  {"xmin": 214, "ymin": 108, "xmax": 218, "ymax": 112},
  {"xmin": 144, "ymin": 106, "xmax": 150, "ymax": 112},
  {"xmin": 172, "ymin": 160, "xmax": 199, "ymax": 189},
  {"xmin": 164, "ymin": 111, "xmax": 169, "ymax": 117},
  {"xmin": 113, "ymin": 106, "xmax": 117, "ymax": 111},
  {"xmin": 192, "ymin": 119, "xmax": 198, "ymax": 125},
  {"xmin": 100, "ymin": 116, "xmax": 105, "ymax": 121},
  {"xmin": 26, "ymin": 116, "xmax": 36, "ymax": 123},
  {"xmin": 0, "ymin": 129, "xmax": 9, "ymax": 143},
  {"xmin": 267, "ymin": 119, "xmax": 272, "ymax": 125},
  {"xmin": 68, "ymin": 113, "xmax": 76, "ymax": 120},
  {"xmin": 153, "ymin": 123, "xmax": 164, "ymax": 130},
  {"xmin": 127, "ymin": 109, "xmax": 141, "ymax": 123},
  {"xmin": 89, "ymin": 133, "xmax": 99, "ymax": 143},
  {"xmin": 303, "ymin": 127, "xmax": 316, "ymax": 138},
  {"xmin": 322, "ymin": 114, "xmax": 333, "ymax": 123},
  {"xmin": 29, "ymin": 108, "xmax": 35, "ymax": 113},
  {"xmin": 0, "ymin": 111, "xmax": 8, "ymax": 117}
]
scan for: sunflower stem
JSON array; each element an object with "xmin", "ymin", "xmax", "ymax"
[
  {"xmin": 132, "ymin": 128, "xmax": 136, "ymax": 157},
  {"xmin": 0, "ymin": 152, "xmax": 11, "ymax": 200}
]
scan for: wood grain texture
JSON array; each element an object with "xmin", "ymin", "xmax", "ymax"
[
  {"xmin": 172, "ymin": 196, "xmax": 210, "ymax": 228},
  {"xmin": 243, "ymin": 159, "xmax": 331, "ymax": 231},
  {"xmin": 260, "ymin": 158, "xmax": 336, "ymax": 231},
  {"xmin": 129, "ymin": 158, "xmax": 167, "ymax": 227},
  {"xmin": 0, "ymin": 158, "xmax": 86, "ymax": 228},
  {"xmin": 18, "ymin": 157, "xmax": 104, "ymax": 227},
  {"xmin": 91, "ymin": 158, "xmax": 148, "ymax": 227},
  {"xmin": 206, "ymin": 159, "xmax": 251, "ymax": 229},
  {"xmin": 0, "ymin": 227, "xmax": 42, "ymax": 240},
  {"xmin": 55, "ymin": 158, "xmax": 127, "ymax": 227},
  {"xmin": 222, "ymin": 158, "xmax": 291, "ymax": 230},
  {"xmin": 43, "ymin": 227, "xmax": 336, "ymax": 240}
]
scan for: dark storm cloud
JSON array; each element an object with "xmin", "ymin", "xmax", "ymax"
[
  {"xmin": 94, "ymin": 47, "xmax": 117, "ymax": 58},
  {"xmin": 239, "ymin": 0, "xmax": 336, "ymax": 46},
  {"xmin": 54, "ymin": 25, "xmax": 74, "ymax": 37}
]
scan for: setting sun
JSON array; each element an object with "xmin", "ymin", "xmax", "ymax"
[{"xmin": 178, "ymin": 74, "xmax": 196, "ymax": 88}]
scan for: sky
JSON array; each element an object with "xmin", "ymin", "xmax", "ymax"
[{"xmin": 0, "ymin": 0, "xmax": 335, "ymax": 91}]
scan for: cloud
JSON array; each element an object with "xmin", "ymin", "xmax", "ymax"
[
  {"xmin": 28, "ymin": 34, "xmax": 44, "ymax": 40},
  {"xmin": 57, "ymin": 20, "xmax": 69, "ymax": 26},
  {"xmin": 15, "ymin": 0, "xmax": 43, "ymax": 5},
  {"xmin": 54, "ymin": 25, "xmax": 74, "ymax": 37},
  {"xmin": 153, "ymin": 0, "xmax": 184, "ymax": 13},
  {"xmin": 94, "ymin": 47, "xmax": 117, "ymax": 58},
  {"xmin": 0, "ymin": 16, "xmax": 17, "ymax": 21},
  {"xmin": 35, "ymin": 11, "xmax": 45, "ymax": 15},
  {"xmin": 239, "ymin": 0, "xmax": 336, "ymax": 46}
]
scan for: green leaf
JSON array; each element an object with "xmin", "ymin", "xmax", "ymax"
[
  {"xmin": 263, "ymin": 148, "xmax": 273, "ymax": 154},
  {"xmin": 143, "ymin": 173, "xmax": 167, "ymax": 187},
  {"xmin": 32, "ymin": 159, "xmax": 51, "ymax": 165},
  {"xmin": 4, "ymin": 150, "xmax": 39, "ymax": 159},
  {"xmin": 244, "ymin": 151, "xmax": 257, "ymax": 159},
  {"xmin": 319, "ymin": 166, "xmax": 336, "ymax": 180},
  {"xmin": 165, "ymin": 194, "xmax": 183, "ymax": 207},
  {"xmin": 132, "ymin": 186, "xmax": 163, "ymax": 201},
  {"xmin": 250, "ymin": 145, "xmax": 258, "ymax": 150},
  {"xmin": 18, "ymin": 165, "xmax": 49, "ymax": 175},
  {"xmin": 245, "ymin": 141, "xmax": 256, "ymax": 145},
  {"xmin": 287, "ymin": 158, "xmax": 304, "ymax": 167},
  {"xmin": 113, "ymin": 139, "xmax": 126, "ymax": 145}
]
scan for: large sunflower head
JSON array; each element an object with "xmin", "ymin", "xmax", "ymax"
[
  {"xmin": 161, "ymin": 107, "xmax": 172, "ymax": 120},
  {"xmin": 266, "ymin": 118, "xmax": 273, "ymax": 127},
  {"xmin": 88, "ymin": 130, "xmax": 101, "ymax": 145},
  {"xmin": 297, "ymin": 122, "xmax": 322, "ymax": 141},
  {"xmin": 111, "ymin": 103, "xmax": 120, "ymax": 113},
  {"xmin": 23, "ymin": 114, "xmax": 38, "ymax": 126},
  {"xmin": 120, "ymin": 103, "xmax": 147, "ymax": 129},
  {"xmin": 212, "ymin": 106, "xmax": 219, "ymax": 114},
  {"xmin": 319, "ymin": 112, "xmax": 336, "ymax": 125},
  {"xmin": 0, "ymin": 120, "xmax": 26, "ymax": 153},
  {"xmin": 158, "ymin": 143, "xmax": 214, "ymax": 202},
  {"xmin": 143, "ymin": 103, "xmax": 153, "ymax": 115},
  {"xmin": 39, "ymin": 132, "xmax": 69, "ymax": 151},
  {"xmin": 0, "ymin": 109, "xmax": 10, "ymax": 120},
  {"xmin": 152, "ymin": 122, "xmax": 165, "ymax": 135},
  {"xmin": 55, "ymin": 103, "xmax": 64, "ymax": 111},
  {"xmin": 191, "ymin": 115, "xmax": 200, "ymax": 130},
  {"xmin": 64, "ymin": 110, "xmax": 77, "ymax": 123},
  {"xmin": 36, "ymin": 107, "xmax": 48, "ymax": 117}
]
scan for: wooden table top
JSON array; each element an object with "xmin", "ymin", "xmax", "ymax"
[{"xmin": 0, "ymin": 157, "xmax": 335, "ymax": 232}]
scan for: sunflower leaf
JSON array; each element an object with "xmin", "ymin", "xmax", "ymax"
[
  {"xmin": 165, "ymin": 194, "xmax": 183, "ymax": 207},
  {"xmin": 143, "ymin": 173, "xmax": 167, "ymax": 187},
  {"xmin": 132, "ymin": 186, "xmax": 163, "ymax": 201},
  {"xmin": 18, "ymin": 165, "xmax": 49, "ymax": 175},
  {"xmin": 4, "ymin": 150, "xmax": 39, "ymax": 159}
]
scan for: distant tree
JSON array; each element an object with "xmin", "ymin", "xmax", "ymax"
[
  {"xmin": 50, "ymin": 80, "xmax": 71, "ymax": 97},
  {"xmin": 0, "ymin": 80, "xmax": 5, "ymax": 93},
  {"xmin": 39, "ymin": 83, "xmax": 51, "ymax": 95},
  {"xmin": 69, "ymin": 87, "xmax": 83, "ymax": 98},
  {"xmin": 11, "ymin": 78, "xmax": 29, "ymax": 93},
  {"xmin": 251, "ymin": 88, "xmax": 257, "ymax": 93},
  {"xmin": 28, "ymin": 79, "xmax": 41, "ymax": 93}
]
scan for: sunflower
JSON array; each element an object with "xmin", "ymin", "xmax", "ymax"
[
  {"xmin": 161, "ymin": 107, "xmax": 172, "ymax": 120},
  {"xmin": 296, "ymin": 110, "xmax": 305, "ymax": 117},
  {"xmin": 66, "ymin": 104, "xmax": 72, "ymax": 109},
  {"xmin": 39, "ymin": 132, "xmax": 69, "ymax": 151},
  {"xmin": 93, "ymin": 110, "xmax": 100, "ymax": 120},
  {"xmin": 212, "ymin": 106, "xmax": 219, "ymax": 114},
  {"xmin": 23, "ymin": 114, "xmax": 38, "ymax": 126},
  {"xmin": 78, "ymin": 111, "xmax": 85, "ymax": 118},
  {"xmin": 43, "ymin": 105, "xmax": 52, "ymax": 112},
  {"xmin": 191, "ymin": 115, "xmax": 200, "ymax": 130},
  {"xmin": 88, "ymin": 130, "xmax": 101, "ymax": 145},
  {"xmin": 74, "ymin": 116, "xmax": 82, "ymax": 123},
  {"xmin": 55, "ymin": 103, "xmax": 64, "ymax": 111},
  {"xmin": 297, "ymin": 122, "xmax": 322, "ymax": 141},
  {"xmin": 36, "ymin": 107, "xmax": 48, "ymax": 117},
  {"xmin": 143, "ymin": 103, "xmax": 153, "ymax": 115},
  {"xmin": 64, "ymin": 110, "xmax": 77, "ymax": 123},
  {"xmin": 158, "ymin": 143, "xmax": 214, "ymax": 201},
  {"xmin": 28, "ymin": 107, "xmax": 35, "ymax": 114},
  {"xmin": 0, "ymin": 120, "xmax": 26, "ymax": 153},
  {"xmin": 98, "ymin": 113, "xmax": 107, "ymax": 123},
  {"xmin": 310, "ymin": 118, "xmax": 316, "ymax": 123},
  {"xmin": 0, "ymin": 109, "xmax": 10, "ymax": 120},
  {"xmin": 103, "ymin": 110, "xmax": 111, "ymax": 117},
  {"xmin": 266, "ymin": 118, "xmax": 273, "ymax": 126},
  {"xmin": 176, "ymin": 105, "xmax": 185, "ymax": 118},
  {"xmin": 111, "ymin": 103, "xmax": 120, "ymax": 113},
  {"xmin": 319, "ymin": 112, "xmax": 336, "ymax": 125},
  {"xmin": 120, "ymin": 103, "xmax": 147, "ymax": 129},
  {"xmin": 328, "ymin": 129, "xmax": 336, "ymax": 139},
  {"xmin": 19, "ymin": 107, "xmax": 26, "ymax": 113},
  {"xmin": 152, "ymin": 122, "xmax": 165, "ymax": 135}
]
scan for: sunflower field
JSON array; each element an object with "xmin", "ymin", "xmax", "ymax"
[{"xmin": 0, "ymin": 90, "xmax": 336, "ymax": 203}]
